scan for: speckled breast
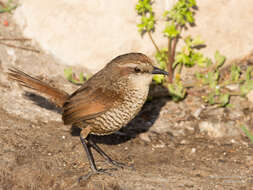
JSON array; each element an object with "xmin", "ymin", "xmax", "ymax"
[{"xmin": 88, "ymin": 87, "xmax": 149, "ymax": 135}]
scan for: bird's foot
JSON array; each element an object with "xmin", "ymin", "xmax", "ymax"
[
  {"xmin": 78, "ymin": 168, "xmax": 117, "ymax": 181},
  {"xmin": 108, "ymin": 160, "xmax": 135, "ymax": 171}
]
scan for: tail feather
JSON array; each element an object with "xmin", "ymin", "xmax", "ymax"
[{"xmin": 8, "ymin": 68, "xmax": 69, "ymax": 107}]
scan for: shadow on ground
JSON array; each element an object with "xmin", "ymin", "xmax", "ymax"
[{"xmin": 23, "ymin": 85, "xmax": 169, "ymax": 145}]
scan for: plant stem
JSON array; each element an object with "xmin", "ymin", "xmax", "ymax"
[
  {"xmin": 167, "ymin": 37, "xmax": 173, "ymax": 83},
  {"xmin": 147, "ymin": 31, "xmax": 160, "ymax": 54},
  {"xmin": 171, "ymin": 35, "xmax": 179, "ymax": 63},
  {"xmin": 167, "ymin": 25, "xmax": 181, "ymax": 83}
]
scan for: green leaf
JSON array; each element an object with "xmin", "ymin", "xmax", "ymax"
[
  {"xmin": 185, "ymin": 11, "xmax": 194, "ymax": 23},
  {"xmin": 195, "ymin": 72, "xmax": 204, "ymax": 80},
  {"xmin": 139, "ymin": 14, "xmax": 155, "ymax": 32},
  {"xmin": 191, "ymin": 36, "xmax": 205, "ymax": 47},
  {"xmin": 207, "ymin": 93, "xmax": 215, "ymax": 105},
  {"xmin": 175, "ymin": 52, "xmax": 191, "ymax": 66},
  {"xmin": 164, "ymin": 0, "xmax": 196, "ymax": 26},
  {"xmin": 153, "ymin": 74, "xmax": 165, "ymax": 84},
  {"xmin": 188, "ymin": 0, "xmax": 197, "ymax": 7},
  {"xmin": 64, "ymin": 68, "xmax": 86, "ymax": 85},
  {"xmin": 136, "ymin": 0, "xmax": 155, "ymax": 33},
  {"xmin": 167, "ymin": 82, "xmax": 186, "ymax": 101},
  {"xmin": 191, "ymin": 52, "xmax": 208, "ymax": 67},
  {"xmin": 155, "ymin": 48, "xmax": 168, "ymax": 70},
  {"xmin": 241, "ymin": 125, "xmax": 253, "ymax": 143},
  {"xmin": 64, "ymin": 68, "xmax": 74, "ymax": 81},
  {"xmin": 230, "ymin": 64, "xmax": 241, "ymax": 82},
  {"xmin": 135, "ymin": 0, "xmax": 152, "ymax": 14},
  {"xmin": 79, "ymin": 72, "xmax": 85, "ymax": 83},
  {"xmin": 163, "ymin": 10, "xmax": 169, "ymax": 18},
  {"xmin": 218, "ymin": 93, "xmax": 230, "ymax": 106},
  {"xmin": 184, "ymin": 36, "xmax": 192, "ymax": 46},
  {"xmin": 206, "ymin": 58, "xmax": 213, "ymax": 67},
  {"xmin": 163, "ymin": 23, "xmax": 180, "ymax": 38},
  {"xmin": 200, "ymin": 71, "xmax": 219, "ymax": 89},
  {"xmin": 240, "ymin": 79, "xmax": 253, "ymax": 95},
  {"xmin": 214, "ymin": 50, "xmax": 226, "ymax": 70},
  {"xmin": 246, "ymin": 66, "xmax": 253, "ymax": 81},
  {"xmin": 176, "ymin": 36, "xmax": 207, "ymax": 68},
  {"xmin": 0, "ymin": 0, "xmax": 17, "ymax": 13}
]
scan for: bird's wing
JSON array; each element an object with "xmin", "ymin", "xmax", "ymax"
[{"xmin": 62, "ymin": 86, "xmax": 122, "ymax": 125}]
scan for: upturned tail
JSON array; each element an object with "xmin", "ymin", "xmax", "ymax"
[{"xmin": 8, "ymin": 68, "xmax": 69, "ymax": 107}]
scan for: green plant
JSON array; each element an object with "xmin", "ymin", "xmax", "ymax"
[
  {"xmin": 0, "ymin": 0, "xmax": 17, "ymax": 13},
  {"xmin": 136, "ymin": 0, "xmax": 205, "ymax": 100},
  {"xmin": 241, "ymin": 125, "xmax": 253, "ymax": 143},
  {"xmin": 64, "ymin": 68, "xmax": 88, "ymax": 85},
  {"xmin": 135, "ymin": 0, "xmax": 253, "ymax": 106}
]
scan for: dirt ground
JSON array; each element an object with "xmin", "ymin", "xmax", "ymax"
[{"xmin": 1, "ymin": 5, "xmax": 253, "ymax": 190}]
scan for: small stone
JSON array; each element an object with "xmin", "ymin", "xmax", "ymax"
[
  {"xmin": 152, "ymin": 141, "xmax": 165, "ymax": 148},
  {"xmin": 191, "ymin": 148, "xmax": 196, "ymax": 153},
  {"xmin": 139, "ymin": 133, "xmax": 151, "ymax": 142},
  {"xmin": 199, "ymin": 121, "xmax": 240, "ymax": 138},
  {"xmin": 226, "ymin": 84, "xmax": 239, "ymax": 91},
  {"xmin": 247, "ymin": 90, "xmax": 253, "ymax": 104},
  {"xmin": 180, "ymin": 140, "xmax": 187, "ymax": 144},
  {"xmin": 192, "ymin": 108, "xmax": 203, "ymax": 119}
]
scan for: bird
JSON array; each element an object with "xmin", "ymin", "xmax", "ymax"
[{"xmin": 8, "ymin": 52, "xmax": 168, "ymax": 179}]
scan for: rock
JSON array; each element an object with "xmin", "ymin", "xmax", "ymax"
[
  {"xmin": 199, "ymin": 121, "xmax": 240, "ymax": 138},
  {"xmin": 192, "ymin": 107, "xmax": 203, "ymax": 119},
  {"xmin": 139, "ymin": 133, "xmax": 151, "ymax": 143},
  {"xmin": 191, "ymin": 148, "xmax": 196, "ymax": 154},
  {"xmin": 226, "ymin": 84, "xmax": 239, "ymax": 91},
  {"xmin": 247, "ymin": 90, "xmax": 253, "ymax": 105},
  {"xmin": 183, "ymin": 0, "xmax": 253, "ymax": 61},
  {"xmin": 14, "ymin": 0, "xmax": 253, "ymax": 72},
  {"xmin": 14, "ymin": 0, "xmax": 172, "ymax": 72}
]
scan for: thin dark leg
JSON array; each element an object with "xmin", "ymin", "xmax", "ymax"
[
  {"xmin": 87, "ymin": 136, "xmax": 134, "ymax": 170},
  {"xmin": 80, "ymin": 135, "xmax": 97, "ymax": 172},
  {"xmin": 79, "ymin": 135, "xmax": 116, "ymax": 181}
]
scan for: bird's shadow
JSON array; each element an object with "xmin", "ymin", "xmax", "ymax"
[
  {"xmin": 24, "ymin": 84, "xmax": 169, "ymax": 145},
  {"xmin": 24, "ymin": 92, "xmax": 62, "ymax": 113}
]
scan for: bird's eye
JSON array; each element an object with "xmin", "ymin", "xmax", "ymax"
[{"xmin": 134, "ymin": 67, "xmax": 141, "ymax": 73}]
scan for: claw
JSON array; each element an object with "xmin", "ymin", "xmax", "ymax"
[
  {"xmin": 78, "ymin": 168, "xmax": 117, "ymax": 182},
  {"xmin": 108, "ymin": 160, "xmax": 135, "ymax": 171}
]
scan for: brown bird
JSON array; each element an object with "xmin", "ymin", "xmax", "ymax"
[{"xmin": 8, "ymin": 53, "xmax": 168, "ymax": 179}]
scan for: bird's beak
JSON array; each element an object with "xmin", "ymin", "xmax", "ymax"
[{"xmin": 152, "ymin": 66, "xmax": 168, "ymax": 75}]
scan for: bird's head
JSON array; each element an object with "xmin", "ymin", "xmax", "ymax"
[{"xmin": 108, "ymin": 53, "xmax": 168, "ymax": 85}]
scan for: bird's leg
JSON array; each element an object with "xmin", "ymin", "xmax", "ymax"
[
  {"xmin": 87, "ymin": 136, "xmax": 134, "ymax": 170},
  {"xmin": 79, "ymin": 135, "xmax": 97, "ymax": 172},
  {"xmin": 79, "ymin": 130, "xmax": 116, "ymax": 181}
]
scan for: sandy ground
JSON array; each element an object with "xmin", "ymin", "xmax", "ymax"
[{"xmin": 0, "ymin": 4, "xmax": 253, "ymax": 190}]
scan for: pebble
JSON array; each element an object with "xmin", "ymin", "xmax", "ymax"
[
  {"xmin": 192, "ymin": 108, "xmax": 203, "ymax": 119},
  {"xmin": 139, "ymin": 133, "xmax": 151, "ymax": 142},
  {"xmin": 191, "ymin": 148, "xmax": 196, "ymax": 153}
]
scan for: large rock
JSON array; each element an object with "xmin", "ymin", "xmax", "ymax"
[
  {"xmin": 185, "ymin": 0, "xmax": 253, "ymax": 60},
  {"xmin": 14, "ymin": 0, "xmax": 170, "ymax": 72},
  {"xmin": 14, "ymin": 0, "xmax": 253, "ymax": 72}
]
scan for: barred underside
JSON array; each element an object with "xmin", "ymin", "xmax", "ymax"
[{"xmin": 88, "ymin": 74, "xmax": 152, "ymax": 135}]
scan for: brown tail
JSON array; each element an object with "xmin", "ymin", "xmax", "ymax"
[{"xmin": 8, "ymin": 68, "xmax": 69, "ymax": 107}]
